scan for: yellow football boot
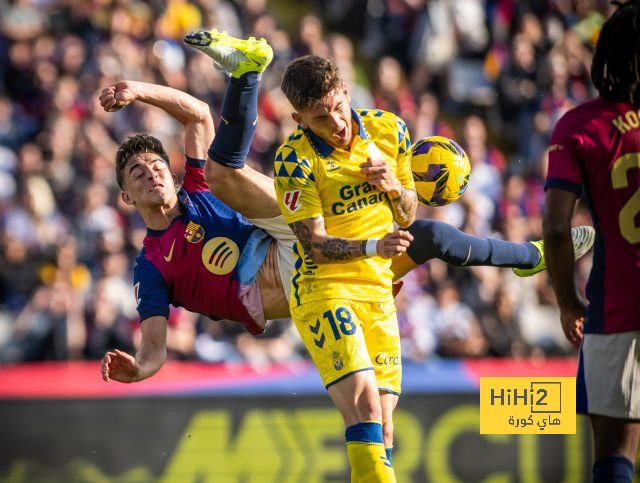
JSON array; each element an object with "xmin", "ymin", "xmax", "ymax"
[
  {"xmin": 184, "ymin": 29, "xmax": 273, "ymax": 78},
  {"xmin": 513, "ymin": 225, "xmax": 595, "ymax": 277}
]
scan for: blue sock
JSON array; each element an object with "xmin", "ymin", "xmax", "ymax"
[
  {"xmin": 208, "ymin": 72, "xmax": 259, "ymax": 168},
  {"xmin": 385, "ymin": 447, "xmax": 393, "ymax": 464},
  {"xmin": 345, "ymin": 422, "xmax": 385, "ymax": 444},
  {"xmin": 406, "ymin": 219, "xmax": 540, "ymax": 268},
  {"xmin": 592, "ymin": 455, "xmax": 633, "ymax": 483}
]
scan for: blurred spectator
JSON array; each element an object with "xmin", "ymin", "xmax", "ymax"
[
  {"xmin": 497, "ymin": 33, "xmax": 541, "ymax": 167},
  {"xmin": 329, "ymin": 34, "xmax": 373, "ymax": 109},
  {"xmin": 195, "ymin": 317, "xmax": 245, "ymax": 363},
  {"xmin": 411, "ymin": 93, "xmax": 454, "ymax": 141},
  {"xmin": 295, "ymin": 14, "xmax": 330, "ymax": 58},
  {"xmin": 84, "ymin": 278, "xmax": 135, "ymax": 360},
  {"xmin": 479, "ymin": 287, "xmax": 529, "ymax": 357},
  {"xmin": 395, "ymin": 274, "xmax": 438, "ymax": 362},
  {"xmin": 373, "ymin": 56, "xmax": 416, "ymax": 125},
  {"xmin": 0, "ymin": 0, "xmax": 46, "ymax": 41},
  {"xmin": 459, "ymin": 115, "xmax": 504, "ymax": 223},
  {"xmin": 0, "ymin": 232, "xmax": 41, "ymax": 311},
  {"xmin": 3, "ymin": 281, "xmax": 85, "ymax": 362},
  {"xmin": 360, "ymin": 0, "xmax": 421, "ymax": 70},
  {"xmin": 156, "ymin": 0, "xmax": 202, "ymax": 40},
  {"xmin": 433, "ymin": 281, "xmax": 488, "ymax": 358}
]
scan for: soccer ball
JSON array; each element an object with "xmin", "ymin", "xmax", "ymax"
[{"xmin": 411, "ymin": 136, "xmax": 471, "ymax": 207}]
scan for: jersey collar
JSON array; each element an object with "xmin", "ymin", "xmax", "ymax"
[{"xmin": 304, "ymin": 108, "xmax": 368, "ymax": 158}]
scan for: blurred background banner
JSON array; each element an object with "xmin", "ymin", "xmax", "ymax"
[{"xmin": 0, "ymin": 358, "xmax": 594, "ymax": 482}]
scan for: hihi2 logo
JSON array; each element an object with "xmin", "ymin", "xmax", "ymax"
[{"xmin": 480, "ymin": 377, "xmax": 576, "ymax": 434}]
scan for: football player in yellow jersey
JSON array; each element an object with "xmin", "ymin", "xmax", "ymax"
[{"xmin": 274, "ymin": 55, "xmax": 417, "ymax": 483}]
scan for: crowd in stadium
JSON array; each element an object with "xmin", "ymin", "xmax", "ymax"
[{"xmin": 0, "ymin": 0, "xmax": 605, "ymax": 365}]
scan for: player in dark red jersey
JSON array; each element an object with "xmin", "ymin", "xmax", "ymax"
[
  {"xmin": 99, "ymin": 32, "xmax": 291, "ymax": 383},
  {"xmin": 543, "ymin": 2, "xmax": 640, "ymax": 481}
]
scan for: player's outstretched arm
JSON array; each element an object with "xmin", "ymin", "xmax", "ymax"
[
  {"xmin": 101, "ymin": 316, "xmax": 168, "ymax": 383},
  {"xmin": 99, "ymin": 80, "xmax": 214, "ymax": 160},
  {"xmin": 543, "ymin": 188, "xmax": 586, "ymax": 346},
  {"xmin": 289, "ymin": 217, "xmax": 413, "ymax": 264}
]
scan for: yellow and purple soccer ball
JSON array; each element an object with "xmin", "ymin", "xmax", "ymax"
[{"xmin": 411, "ymin": 136, "xmax": 471, "ymax": 207}]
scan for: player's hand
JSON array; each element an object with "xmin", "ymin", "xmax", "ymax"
[
  {"xmin": 360, "ymin": 144, "xmax": 403, "ymax": 198},
  {"xmin": 99, "ymin": 81, "xmax": 138, "ymax": 112},
  {"xmin": 559, "ymin": 303, "xmax": 586, "ymax": 347},
  {"xmin": 377, "ymin": 230, "xmax": 414, "ymax": 258},
  {"xmin": 101, "ymin": 349, "xmax": 140, "ymax": 383}
]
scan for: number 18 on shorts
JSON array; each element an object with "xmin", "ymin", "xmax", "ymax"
[{"xmin": 291, "ymin": 298, "xmax": 401, "ymax": 394}]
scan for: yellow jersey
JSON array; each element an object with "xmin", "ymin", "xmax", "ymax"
[{"xmin": 274, "ymin": 108, "xmax": 414, "ymax": 307}]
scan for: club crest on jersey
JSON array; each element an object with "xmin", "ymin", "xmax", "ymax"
[
  {"xmin": 184, "ymin": 221, "xmax": 205, "ymax": 243},
  {"xmin": 283, "ymin": 190, "xmax": 301, "ymax": 213},
  {"xmin": 332, "ymin": 351, "xmax": 343, "ymax": 371}
]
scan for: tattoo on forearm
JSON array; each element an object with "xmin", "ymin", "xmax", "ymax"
[
  {"xmin": 289, "ymin": 221, "xmax": 313, "ymax": 255},
  {"xmin": 390, "ymin": 188, "xmax": 417, "ymax": 227},
  {"xmin": 289, "ymin": 220, "xmax": 367, "ymax": 262},
  {"xmin": 313, "ymin": 238, "xmax": 366, "ymax": 261}
]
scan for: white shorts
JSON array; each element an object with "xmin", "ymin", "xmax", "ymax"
[
  {"xmin": 577, "ymin": 331, "xmax": 640, "ymax": 420},
  {"xmin": 247, "ymin": 214, "xmax": 296, "ymax": 302}
]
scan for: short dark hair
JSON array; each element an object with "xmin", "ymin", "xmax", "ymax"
[
  {"xmin": 115, "ymin": 134, "xmax": 170, "ymax": 189},
  {"xmin": 591, "ymin": 0, "xmax": 640, "ymax": 105},
  {"xmin": 281, "ymin": 56, "xmax": 342, "ymax": 110}
]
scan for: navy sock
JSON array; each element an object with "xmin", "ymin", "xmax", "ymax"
[
  {"xmin": 208, "ymin": 72, "xmax": 260, "ymax": 168},
  {"xmin": 592, "ymin": 455, "xmax": 633, "ymax": 483},
  {"xmin": 406, "ymin": 219, "xmax": 540, "ymax": 268}
]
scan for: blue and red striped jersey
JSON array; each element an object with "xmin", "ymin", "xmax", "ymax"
[{"xmin": 133, "ymin": 156, "xmax": 270, "ymax": 334}]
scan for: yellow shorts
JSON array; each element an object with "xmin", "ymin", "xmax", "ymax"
[{"xmin": 291, "ymin": 297, "xmax": 401, "ymax": 394}]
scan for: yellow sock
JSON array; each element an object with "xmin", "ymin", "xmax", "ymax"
[{"xmin": 345, "ymin": 422, "xmax": 395, "ymax": 483}]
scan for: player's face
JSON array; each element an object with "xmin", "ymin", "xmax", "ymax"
[
  {"xmin": 293, "ymin": 83, "xmax": 353, "ymax": 149},
  {"xmin": 120, "ymin": 152, "xmax": 177, "ymax": 208}
]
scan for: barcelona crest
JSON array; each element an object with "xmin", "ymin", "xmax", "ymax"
[{"xmin": 184, "ymin": 221, "xmax": 205, "ymax": 243}]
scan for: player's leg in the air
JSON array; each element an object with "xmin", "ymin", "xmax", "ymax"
[
  {"xmin": 185, "ymin": 30, "xmax": 299, "ymax": 302},
  {"xmin": 184, "ymin": 29, "xmax": 279, "ymax": 220},
  {"xmin": 390, "ymin": 221, "xmax": 595, "ymax": 281}
]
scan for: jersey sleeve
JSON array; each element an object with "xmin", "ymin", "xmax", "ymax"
[
  {"xmin": 181, "ymin": 156, "xmax": 210, "ymax": 193},
  {"xmin": 545, "ymin": 113, "xmax": 583, "ymax": 196},
  {"xmin": 395, "ymin": 116, "xmax": 416, "ymax": 191},
  {"xmin": 274, "ymin": 145, "xmax": 323, "ymax": 224},
  {"xmin": 133, "ymin": 255, "xmax": 170, "ymax": 322}
]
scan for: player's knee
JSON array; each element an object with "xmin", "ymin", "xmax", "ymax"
[
  {"xmin": 355, "ymin": 395, "xmax": 382, "ymax": 422},
  {"xmin": 407, "ymin": 219, "xmax": 448, "ymax": 262},
  {"xmin": 409, "ymin": 219, "xmax": 449, "ymax": 246},
  {"xmin": 204, "ymin": 159, "xmax": 230, "ymax": 195}
]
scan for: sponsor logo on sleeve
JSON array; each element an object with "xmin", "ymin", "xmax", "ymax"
[{"xmin": 283, "ymin": 190, "xmax": 302, "ymax": 213}]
